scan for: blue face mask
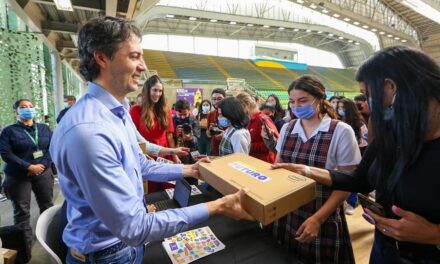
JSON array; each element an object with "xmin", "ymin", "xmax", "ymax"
[
  {"xmin": 18, "ymin": 107, "xmax": 36, "ymax": 120},
  {"xmin": 291, "ymin": 99, "xmax": 316, "ymax": 120},
  {"xmin": 202, "ymin": 106, "xmax": 210, "ymax": 113},
  {"xmin": 218, "ymin": 116, "xmax": 230, "ymax": 128},
  {"xmin": 369, "ymin": 95, "xmax": 395, "ymax": 121},
  {"xmin": 338, "ymin": 109, "xmax": 345, "ymax": 117},
  {"xmin": 64, "ymin": 102, "xmax": 69, "ymax": 108}
]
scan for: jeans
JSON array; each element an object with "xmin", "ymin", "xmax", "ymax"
[{"xmin": 67, "ymin": 245, "xmax": 144, "ymax": 264}]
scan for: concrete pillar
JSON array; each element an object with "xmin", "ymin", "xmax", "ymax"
[{"xmin": 51, "ymin": 51, "xmax": 64, "ymax": 116}]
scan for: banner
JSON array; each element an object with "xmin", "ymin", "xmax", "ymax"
[{"xmin": 176, "ymin": 88, "xmax": 203, "ymax": 106}]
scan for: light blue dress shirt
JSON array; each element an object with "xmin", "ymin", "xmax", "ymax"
[{"xmin": 50, "ymin": 82, "xmax": 209, "ymax": 254}]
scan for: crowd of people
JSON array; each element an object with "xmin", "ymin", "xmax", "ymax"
[{"xmin": 0, "ymin": 16, "xmax": 439, "ymax": 264}]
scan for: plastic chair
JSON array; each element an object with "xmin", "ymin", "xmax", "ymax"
[{"xmin": 35, "ymin": 204, "xmax": 67, "ymax": 264}]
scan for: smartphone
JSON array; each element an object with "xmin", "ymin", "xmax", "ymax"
[
  {"xmin": 261, "ymin": 118, "xmax": 270, "ymax": 135},
  {"xmin": 358, "ymin": 193, "xmax": 385, "ymax": 217}
]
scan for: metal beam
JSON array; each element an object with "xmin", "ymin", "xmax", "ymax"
[
  {"xmin": 106, "ymin": 0, "xmax": 117, "ymax": 17},
  {"xmin": 190, "ymin": 22, "xmax": 202, "ymax": 33},
  {"xmin": 42, "ymin": 21, "xmax": 81, "ymax": 34}
]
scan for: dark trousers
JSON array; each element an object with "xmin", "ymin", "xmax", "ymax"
[
  {"xmin": 197, "ymin": 132, "xmax": 211, "ymax": 155},
  {"xmin": 4, "ymin": 169, "xmax": 54, "ymax": 258}
]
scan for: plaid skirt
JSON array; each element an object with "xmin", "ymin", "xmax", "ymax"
[{"xmin": 272, "ymin": 202, "xmax": 355, "ymax": 264}]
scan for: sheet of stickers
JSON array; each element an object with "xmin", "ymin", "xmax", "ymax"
[{"xmin": 162, "ymin": 226, "xmax": 225, "ymax": 264}]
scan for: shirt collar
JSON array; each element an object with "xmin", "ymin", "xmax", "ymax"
[
  {"xmin": 291, "ymin": 115, "xmax": 332, "ymax": 141},
  {"xmin": 87, "ymin": 82, "xmax": 130, "ymax": 111}
]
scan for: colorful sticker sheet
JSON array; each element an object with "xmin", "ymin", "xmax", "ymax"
[
  {"xmin": 162, "ymin": 226, "xmax": 225, "ymax": 264},
  {"xmin": 165, "ymin": 185, "xmax": 202, "ymax": 199}
]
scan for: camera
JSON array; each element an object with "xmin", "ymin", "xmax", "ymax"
[{"xmin": 209, "ymin": 125, "xmax": 223, "ymax": 136}]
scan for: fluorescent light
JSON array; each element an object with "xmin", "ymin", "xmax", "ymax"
[
  {"xmin": 230, "ymin": 21, "xmax": 237, "ymax": 25},
  {"xmin": 394, "ymin": 37, "xmax": 400, "ymax": 40},
  {"xmin": 317, "ymin": 30, "xmax": 323, "ymax": 33},
  {"xmin": 165, "ymin": 14, "xmax": 175, "ymax": 18},
  {"xmin": 306, "ymin": 29, "xmax": 312, "ymax": 32},
  {"xmin": 297, "ymin": 0, "xmax": 305, "ymax": 3},
  {"xmin": 293, "ymin": 28, "xmax": 300, "ymax": 32},
  {"xmin": 279, "ymin": 27, "xmax": 285, "ymax": 30},
  {"xmin": 54, "ymin": 0, "xmax": 73, "ymax": 11},
  {"xmin": 401, "ymin": 39, "xmax": 407, "ymax": 42},
  {"xmin": 353, "ymin": 21, "xmax": 360, "ymax": 25},
  {"xmin": 348, "ymin": 40, "xmax": 354, "ymax": 43},
  {"xmin": 310, "ymin": 3, "xmax": 317, "ymax": 8},
  {"xmin": 333, "ymin": 13, "xmax": 340, "ymax": 18},
  {"xmin": 263, "ymin": 25, "xmax": 270, "ymax": 28},
  {"xmin": 401, "ymin": 0, "xmax": 440, "ymax": 24},
  {"xmin": 379, "ymin": 31, "xmax": 385, "ymax": 35},
  {"xmin": 210, "ymin": 19, "xmax": 218, "ymax": 22},
  {"xmin": 338, "ymin": 36, "xmax": 344, "ymax": 39},
  {"xmin": 362, "ymin": 25, "xmax": 369, "ymax": 29},
  {"xmin": 247, "ymin": 24, "xmax": 254, "ymax": 27},
  {"xmin": 371, "ymin": 28, "xmax": 378, "ymax": 32},
  {"xmin": 387, "ymin": 34, "xmax": 393, "ymax": 37},
  {"xmin": 189, "ymin": 17, "xmax": 197, "ymax": 21},
  {"xmin": 343, "ymin": 17, "xmax": 351, "ymax": 22},
  {"xmin": 328, "ymin": 33, "xmax": 334, "ymax": 36},
  {"xmin": 322, "ymin": 9, "xmax": 329, "ymax": 13},
  {"xmin": 355, "ymin": 42, "xmax": 360, "ymax": 45}
]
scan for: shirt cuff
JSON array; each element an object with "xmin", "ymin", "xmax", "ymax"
[
  {"xmin": 181, "ymin": 203, "xmax": 209, "ymax": 225},
  {"xmin": 167, "ymin": 164, "xmax": 185, "ymax": 181}
]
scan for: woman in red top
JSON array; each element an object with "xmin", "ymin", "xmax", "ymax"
[
  {"xmin": 236, "ymin": 93, "xmax": 279, "ymax": 163},
  {"xmin": 130, "ymin": 75, "xmax": 176, "ymax": 192}
]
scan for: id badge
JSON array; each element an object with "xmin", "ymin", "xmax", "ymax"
[{"xmin": 33, "ymin": 150, "xmax": 43, "ymax": 159}]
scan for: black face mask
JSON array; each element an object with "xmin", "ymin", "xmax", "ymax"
[{"xmin": 175, "ymin": 116, "xmax": 190, "ymax": 126}]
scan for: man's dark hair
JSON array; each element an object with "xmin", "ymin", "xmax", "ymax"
[
  {"xmin": 211, "ymin": 88, "xmax": 226, "ymax": 97},
  {"xmin": 354, "ymin": 94, "xmax": 367, "ymax": 102},
  {"xmin": 78, "ymin": 16, "xmax": 142, "ymax": 81},
  {"xmin": 218, "ymin": 97, "xmax": 249, "ymax": 129},
  {"xmin": 175, "ymin": 99, "xmax": 191, "ymax": 111}
]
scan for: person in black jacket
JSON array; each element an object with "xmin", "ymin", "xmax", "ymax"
[
  {"xmin": 271, "ymin": 46, "xmax": 440, "ymax": 263},
  {"xmin": 0, "ymin": 99, "xmax": 54, "ymax": 260},
  {"xmin": 56, "ymin": 95, "xmax": 76, "ymax": 123}
]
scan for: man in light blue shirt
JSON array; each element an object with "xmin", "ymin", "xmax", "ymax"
[{"xmin": 50, "ymin": 16, "xmax": 252, "ymax": 264}]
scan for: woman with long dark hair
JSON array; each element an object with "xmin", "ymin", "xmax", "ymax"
[
  {"xmin": 265, "ymin": 94, "xmax": 286, "ymax": 132},
  {"xmin": 217, "ymin": 97, "xmax": 251, "ymax": 155},
  {"xmin": 338, "ymin": 98, "xmax": 368, "ymax": 154},
  {"xmin": 196, "ymin": 99, "xmax": 212, "ymax": 155},
  {"xmin": 272, "ymin": 46, "xmax": 440, "ymax": 263},
  {"xmin": 271, "ymin": 75, "xmax": 361, "ymax": 263},
  {"xmin": 130, "ymin": 75, "xmax": 176, "ymax": 192}
]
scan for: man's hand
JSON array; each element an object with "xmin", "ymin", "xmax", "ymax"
[
  {"xmin": 172, "ymin": 147, "xmax": 190, "ymax": 157},
  {"xmin": 28, "ymin": 164, "xmax": 45, "ymax": 175},
  {"xmin": 173, "ymin": 155, "xmax": 182, "ymax": 164},
  {"xmin": 206, "ymin": 189, "xmax": 254, "ymax": 221},
  {"xmin": 182, "ymin": 157, "xmax": 211, "ymax": 180}
]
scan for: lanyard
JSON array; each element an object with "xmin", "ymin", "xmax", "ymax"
[{"xmin": 23, "ymin": 126, "xmax": 39, "ymax": 148}]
